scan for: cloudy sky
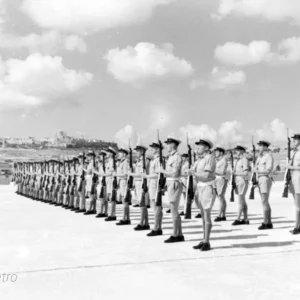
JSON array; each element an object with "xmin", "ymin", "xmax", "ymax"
[{"xmin": 0, "ymin": 0, "xmax": 299, "ymax": 147}]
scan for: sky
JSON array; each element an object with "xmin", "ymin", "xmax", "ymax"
[{"xmin": 0, "ymin": 0, "xmax": 299, "ymax": 147}]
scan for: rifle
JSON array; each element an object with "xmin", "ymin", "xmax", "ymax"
[
  {"xmin": 184, "ymin": 134, "xmax": 194, "ymax": 219},
  {"xmin": 45, "ymin": 161, "xmax": 50, "ymax": 191},
  {"xmin": 229, "ymin": 146, "xmax": 236, "ymax": 202},
  {"xmin": 78, "ymin": 153, "xmax": 86, "ymax": 192},
  {"xmin": 70, "ymin": 159, "xmax": 76, "ymax": 196},
  {"xmin": 155, "ymin": 130, "xmax": 166, "ymax": 207},
  {"xmin": 124, "ymin": 141, "xmax": 134, "ymax": 204},
  {"xmin": 65, "ymin": 160, "xmax": 71, "ymax": 195},
  {"xmin": 91, "ymin": 152, "xmax": 98, "ymax": 196},
  {"xmin": 141, "ymin": 150, "xmax": 149, "ymax": 205},
  {"xmin": 99, "ymin": 153, "xmax": 106, "ymax": 198},
  {"xmin": 111, "ymin": 152, "xmax": 118, "ymax": 202},
  {"xmin": 282, "ymin": 129, "xmax": 291, "ymax": 198},
  {"xmin": 249, "ymin": 137, "xmax": 257, "ymax": 200}
]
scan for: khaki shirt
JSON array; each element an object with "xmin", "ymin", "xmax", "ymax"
[
  {"xmin": 216, "ymin": 156, "xmax": 228, "ymax": 177},
  {"xmin": 255, "ymin": 152, "xmax": 274, "ymax": 175},
  {"xmin": 193, "ymin": 153, "xmax": 216, "ymax": 183},
  {"xmin": 166, "ymin": 150, "xmax": 182, "ymax": 180},
  {"xmin": 291, "ymin": 150, "xmax": 300, "ymax": 174},
  {"xmin": 117, "ymin": 158, "xmax": 129, "ymax": 180},
  {"xmin": 134, "ymin": 158, "xmax": 144, "ymax": 181},
  {"xmin": 234, "ymin": 156, "xmax": 249, "ymax": 178}
]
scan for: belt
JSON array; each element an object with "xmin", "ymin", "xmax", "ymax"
[
  {"xmin": 197, "ymin": 180, "xmax": 215, "ymax": 187},
  {"xmin": 166, "ymin": 178, "xmax": 181, "ymax": 182},
  {"xmin": 215, "ymin": 175, "xmax": 225, "ymax": 179}
]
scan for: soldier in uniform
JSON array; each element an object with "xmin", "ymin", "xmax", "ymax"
[
  {"xmin": 95, "ymin": 151, "xmax": 109, "ymax": 218},
  {"xmin": 116, "ymin": 148, "xmax": 130, "ymax": 225},
  {"xmin": 287, "ymin": 134, "xmax": 300, "ymax": 234},
  {"xmin": 84, "ymin": 151, "xmax": 98, "ymax": 215},
  {"xmin": 252, "ymin": 141, "xmax": 274, "ymax": 230},
  {"xmin": 129, "ymin": 145, "xmax": 150, "ymax": 230},
  {"xmin": 232, "ymin": 145, "xmax": 250, "ymax": 226},
  {"xmin": 76, "ymin": 153, "xmax": 87, "ymax": 213},
  {"xmin": 105, "ymin": 147, "xmax": 118, "ymax": 221},
  {"xmin": 188, "ymin": 139, "xmax": 216, "ymax": 251},
  {"xmin": 145, "ymin": 142, "xmax": 163, "ymax": 236},
  {"xmin": 214, "ymin": 147, "xmax": 228, "ymax": 222},
  {"xmin": 158, "ymin": 137, "xmax": 184, "ymax": 243}
]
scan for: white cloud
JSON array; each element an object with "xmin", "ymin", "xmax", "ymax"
[
  {"xmin": 115, "ymin": 125, "xmax": 138, "ymax": 148},
  {"xmin": 215, "ymin": 41, "xmax": 271, "ymax": 66},
  {"xmin": 0, "ymin": 53, "xmax": 93, "ymax": 111},
  {"xmin": 179, "ymin": 124, "xmax": 218, "ymax": 143},
  {"xmin": 218, "ymin": 121, "xmax": 243, "ymax": 144},
  {"xmin": 256, "ymin": 119, "xmax": 291, "ymax": 143},
  {"xmin": 22, "ymin": 0, "xmax": 176, "ymax": 34},
  {"xmin": 191, "ymin": 67, "xmax": 246, "ymax": 90},
  {"xmin": 0, "ymin": 30, "xmax": 87, "ymax": 54},
  {"xmin": 105, "ymin": 42, "xmax": 194, "ymax": 85},
  {"xmin": 215, "ymin": 0, "xmax": 300, "ymax": 25}
]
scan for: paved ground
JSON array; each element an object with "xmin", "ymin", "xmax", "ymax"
[{"xmin": 1, "ymin": 183, "xmax": 300, "ymax": 300}]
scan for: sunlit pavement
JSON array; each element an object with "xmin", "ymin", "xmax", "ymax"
[{"xmin": 1, "ymin": 183, "xmax": 300, "ymax": 300}]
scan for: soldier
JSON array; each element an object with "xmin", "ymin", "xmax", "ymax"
[
  {"xmin": 145, "ymin": 142, "xmax": 164, "ymax": 236},
  {"xmin": 232, "ymin": 145, "xmax": 250, "ymax": 226},
  {"xmin": 129, "ymin": 145, "xmax": 150, "ymax": 231},
  {"xmin": 180, "ymin": 153, "xmax": 189, "ymax": 216},
  {"xmin": 287, "ymin": 134, "xmax": 300, "ymax": 234},
  {"xmin": 96, "ymin": 151, "xmax": 109, "ymax": 218},
  {"xmin": 84, "ymin": 151, "xmax": 98, "ymax": 215},
  {"xmin": 158, "ymin": 137, "xmax": 184, "ymax": 243},
  {"xmin": 251, "ymin": 141, "xmax": 274, "ymax": 230},
  {"xmin": 105, "ymin": 147, "xmax": 118, "ymax": 221},
  {"xmin": 115, "ymin": 148, "xmax": 130, "ymax": 225},
  {"xmin": 76, "ymin": 153, "xmax": 87, "ymax": 213},
  {"xmin": 188, "ymin": 139, "xmax": 216, "ymax": 251},
  {"xmin": 214, "ymin": 147, "xmax": 228, "ymax": 222}
]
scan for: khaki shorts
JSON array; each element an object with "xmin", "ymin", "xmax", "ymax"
[
  {"xmin": 215, "ymin": 177, "xmax": 228, "ymax": 196},
  {"xmin": 289, "ymin": 173, "xmax": 300, "ymax": 194},
  {"xmin": 149, "ymin": 179, "xmax": 158, "ymax": 200},
  {"xmin": 167, "ymin": 181, "xmax": 183, "ymax": 208},
  {"xmin": 134, "ymin": 180, "xmax": 142, "ymax": 203},
  {"xmin": 235, "ymin": 177, "xmax": 248, "ymax": 196},
  {"xmin": 258, "ymin": 176, "xmax": 272, "ymax": 194},
  {"xmin": 119, "ymin": 179, "xmax": 127, "ymax": 198},
  {"xmin": 196, "ymin": 185, "xmax": 216, "ymax": 211}
]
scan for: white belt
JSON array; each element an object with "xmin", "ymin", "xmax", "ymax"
[
  {"xmin": 166, "ymin": 178, "xmax": 181, "ymax": 182},
  {"xmin": 197, "ymin": 180, "xmax": 215, "ymax": 187},
  {"xmin": 215, "ymin": 175, "xmax": 225, "ymax": 179}
]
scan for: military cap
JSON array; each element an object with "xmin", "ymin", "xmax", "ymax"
[
  {"xmin": 234, "ymin": 145, "xmax": 247, "ymax": 151},
  {"xmin": 106, "ymin": 146, "xmax": 117, "ymax": 155},
  {"xmin": 73, "ymin": 157, "xmax": 79, "ymax": 162},
  {"xmin": 291, "ymin": 134, "xmax": 300, "ymax": 140},
  {"xmin": 87, "ymin": 150, "xmax": 96, "ymax": 157},
  {"xmin": 134, "ymin": 145, "xmax": 148, "ymax": 151},
  {"xmin": 99, "ymin": 150, "xmax": 107, "ymax": 156},
  {"xmin": 257, "ymin": 140, "xmax": 271, "ymax": 147},
  {"xmin": 78, "ymin": 153, "xmax": 84, "ymax": 158},
  {"xmin": 181, "ymin": 153, "xmax": 189, "ymax": 157},
  {"xmin": 195, "ymin": 139, "xmax": 213, "ymax": 149},
  {"xmin": 118, "ymin": 148, "xmax": 129, "ymax": 155},
  {"xmin": 214, "ymin": 147, "xmax": 226, "ymax": 154},
  {"xmin": 149, "ymin": 141, "xmax": 163, "ymax": 149},
  {"xmin": 164, "ymin": 136, "xmax": 181, "ymax": 146},
  {"xmin": 146, "ymin": 155, "xmax": 152, "ymax": 160}
]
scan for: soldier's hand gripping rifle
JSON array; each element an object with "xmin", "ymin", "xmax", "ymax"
[
  {"xmin": 99, "ymin": 153, "xmax": 106, "ymax": 198},
  {"xmin": 155, "ymin": 130, "xmax": 166, "ymax": 207},
  {"xmin": 229, "ymin": 146, "xmax": 236, "ymax": 202},
  {"xmin": 91, "ymin": 152, "xmax": 98, "ymax": 196},
  {"xmin": 111, "ymin": 152, "xmax": 118, "ymax": 202},
  {"xmin": 124, "ymin": 141, "xmax": 134, "ymax": 205},
  {"xmin": 184, "ymin": 134, "xmax": 194, "ymax": 219},
  {"xmin": 249, "ymin": 137, "xmax": 258, "ymax": 200},
  {"xmin": 78, "ymin": 153, "xmax": 86, "ymax": 192},
  {"xmin": 282, "ymin": 129, "xmax": 291, "ymax": 198}
]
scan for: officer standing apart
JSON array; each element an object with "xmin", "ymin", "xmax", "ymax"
[
  {"xmin": 188, "ymin": 139, "xmax": 216, "ymax": 251},
  {"xmin": 287, "ymin": 134, "xmax": 300, "ymax": 235}
]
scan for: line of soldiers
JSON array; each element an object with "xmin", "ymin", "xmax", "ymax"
[{"xmin": 11, "ymin": 133, "xmax": 300, "ymax": 251}]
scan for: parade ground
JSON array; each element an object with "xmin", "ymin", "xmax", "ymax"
[{"xmin": 1, "ymin": 183, "xmax": 300, "ymax": 300}]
